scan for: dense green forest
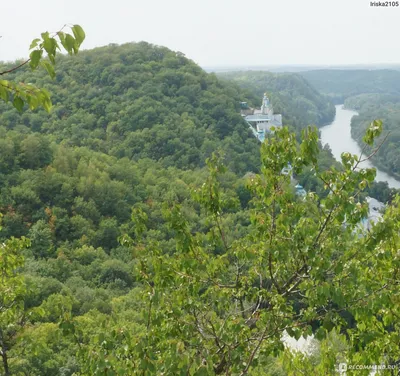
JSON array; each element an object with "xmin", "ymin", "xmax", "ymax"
[
  {"xmin": 299, "ymin": 69, "xmax": 400, "ymax": 180},
  {"xmin": 345, "ymin": 94, "xmax": 400, "ymax": 178},
  {"xmin": 218, "ymin": 71, "xmax": 335, "ymax": 130},
  {"xmin": 0, "ymin": 42, "xmax": 265, "ymax": 174},
  {"xmin": 219, "ymin": 70, "xmax": 398, "ymax": 202},
  {"xmin": 0, "ymin": 42, "xmax": 328, "ymax": 375},
  {"xmin": 1, "ymin": 42, "xmax": 400, "ymax": 375},
  {"xmin": 300, "ymin": 69, "xmax": 400, "ymax": 103}
]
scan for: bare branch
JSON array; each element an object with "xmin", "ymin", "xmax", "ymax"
[
  {"xmin": 358, "ymin": 131, "xmax": 390, "ymax": 163},
  {"xmin": 0, "ymin": 59, "xmax": 30, "ymax": 76}
]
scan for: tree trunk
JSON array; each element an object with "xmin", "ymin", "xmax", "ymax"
[{"xmin": 0, "ymin": 343, "xmax": 9, "ymax": 376}]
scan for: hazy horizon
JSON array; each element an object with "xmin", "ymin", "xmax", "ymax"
[
  {"xmin": 2, "ymin": 0, "xmax": 400, "ymax": 67},
  {"xmin": 203, "ymin": 63, "xmax": 400, "ymax": 72}
]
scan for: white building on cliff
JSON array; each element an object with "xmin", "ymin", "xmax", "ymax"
[{"xmin": 242, "ymin": 93, "xmax": 282, "ymax": 142}]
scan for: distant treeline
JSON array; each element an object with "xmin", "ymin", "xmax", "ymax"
[
  {"xmin": 301, "ymin": 69, "xmax": 400, "ymax": 103},
  {"xmin": 345, "ymin": 94, "xmax": 400, "ymax": 178}
]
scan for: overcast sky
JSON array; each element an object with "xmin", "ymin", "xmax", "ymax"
[{"xmin": 1, "ymin": 0, "xmax": 399, "ymax": 67}]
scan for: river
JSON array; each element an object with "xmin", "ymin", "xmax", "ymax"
[{"xmin": 320, "ymin": 105, "xmax": 400, "ymax": 189}]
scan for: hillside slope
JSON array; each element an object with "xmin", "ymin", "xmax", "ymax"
[
  {"xmin": 0, "ymin": 42, "xmax": 356, "ymax": 374},
  {"xmin": 218, "ymin": 70, "xmax": 335, "ymax": 130},
  {"xmin": 298, "ymin": 69, "xmax": 400, "ymax": 178},
  {"xmin": 0, "ymin": 42, "xmax": 262, "ymax": 174},
  {"xmin": 0, "ymin": 43, "xmax": 264, "ymax": 374},
  {"xmin": 345, "ymin": 94, "xmax": 400, "ymax": 178},
  {"xmin": 301, "ymin": 69, "xmax": 400, "ymax": 103}
]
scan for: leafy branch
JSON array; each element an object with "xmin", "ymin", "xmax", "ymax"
[{"xmin": 0, "ymin": 24, "xmax": 85, "ymax": 112}]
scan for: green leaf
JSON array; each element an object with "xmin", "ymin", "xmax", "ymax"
[
  {"xmin": 314, "ymin": 327, "xmax": 327, "ymax": 340},
  {"xmin": 13, "ymin": 96, "xmax": 24, "ymax": 112},
  {"xmin": 26, "ymin": 94, "xmax": 39, "ymax": 110},
  {"xmin": 29, "ymin": 50, "xmax": 43, "ymax": 70},
  {"xmin": 29, "ymin": 38, "xmax": 41, "ymax": 50},
  {"xmin": 59, "ymin": 320, "xmax": 75, "ymax": 335},
  {"xmin": 41, "ymin": 92, "xmax": 52, "ymax": 112},
  {"xmin": 41, "ymin": 60, "xmax": 56, "ymax": 79},
  {"xmin": 43, "ymin": 37, "xmax": 57, "ymax": 57},
  {"xmin": 362, "ymin": 119, "xmax": 383, "ymax": 146},
  {"xmin": 41, "ymin": 31, "xmax": 50, "ymax": 40},
  {"xmin": 0, "ymin": 84, "xmax": 9, "ymax": 102},
  {"xmin": 323, "ymin": 317, "xmax": 335, "ymax": 331},
  {"xmin": 64, "ymin": 34, "xmax": 77, "ymax": 55},
  {"xmin": 48, "ymin": 54, "xmax": 56, "ymax": 65},
  {"xmin": 58, "ymin": 31, "xmax": 66, "ymax": 44},
  {"xmin": 72, "ymin": 24, "xmax": 86, "ymax": 46}
]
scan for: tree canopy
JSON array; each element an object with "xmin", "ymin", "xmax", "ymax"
[
  {"xmin": 300, "ymin": 69, "xmax": 400, "ymax": 103},
  {"xmin": 299, "ymin": 68, "xmax": 400, "ymax": 184},
  {"xmin": 345, "ymin": 94, "xmax": 400, "ymax": 179},
  {"xmin": 0, "ymin": 40, "xmax": 399, "ymax": 375}
]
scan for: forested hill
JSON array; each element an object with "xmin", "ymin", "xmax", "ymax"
[
  {"xmin": 298, "ymin": 69, "xmax": 400, "ymax": 178},
  {"xmin": 1, "ymin": 42, "xmax": 395, "ymax": 374},
  {"xmin": 218, "ymin": 71, "xmax": 335, "ymax": 129},
  {"xmin": 345, "ymin": 94, "xmax": 400, "ymax": 178},
  {"xmin": 0, "ymin": 42, "xmax": 262, "ymax": 174},
  {"xmin": 300, "ymin": 69, "xmax": 400, "ymax": 103},
  {"xmin": 0, "ymin": 43, "xmax": 268, "ymax": 373}
]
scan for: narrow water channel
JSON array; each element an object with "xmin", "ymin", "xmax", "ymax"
[{"xmin": 320, "ymin": 105, "xmax": 400, "ymax": 189}]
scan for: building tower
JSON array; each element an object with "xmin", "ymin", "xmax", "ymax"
[{"xmin": 261, "ymin": 93, "xmax": 272, "ymax": 115}]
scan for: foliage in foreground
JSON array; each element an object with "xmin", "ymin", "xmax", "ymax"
[
  {"xmin": 0, "ymin": 24, "xmax": 85, "ymax": 112},
  {"xmin": 0, "ymin": 217, "xmax": 31, "ymax": 376},
  {"xmin": 68, "ymin": 124, "xmax": 400, "ymax": 375},
  {"xmin": 1, "ymin": 34, "xmax": 399, "ymax": 375}
]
